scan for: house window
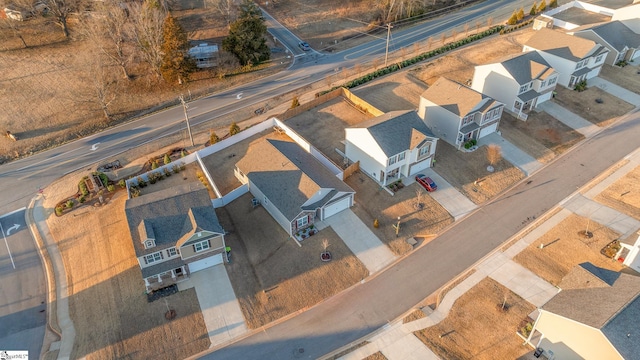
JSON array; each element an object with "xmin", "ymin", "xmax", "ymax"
[
  {"xmin": 144, "ymin": 251, "xmax": 163, "ymax": 264},
  {"xmin": 519, "ymin": 84, "xmax": 529, "ymax": 93},
  {"xmin": 462, "ymin": 115, "xmax": 473, "ymax": 125},
  {"xmin": 419, "ymin": 144, "xmax": 431, "ymax": 158},
  {"xmin": 144, "ymin": 240, "xmax": 154, "ymax": 249},
  {"xmin": 193, "ymin": 240, "xmax": 210, "ymax": 253},
  {"xmin": 548, "ymin": 77, "xmax": 557, "ymax": 85},
  {"xmin": 297, "ymin": 216, "xmax": 308, "ymax": 229},
  {"xmin": 595, "ymin": 54, "xmax": 604, "ymax": 63},
  {"xmin": 263, "ymin": 196, "xmax": 268, "ymax": 205},
  {"xmin": 388, "ymin": 155, "xmax": 397, "ymax": 166},
  {"xmin": 167, "ymin": 247, "xmax": 179, "ymax": 257},
  {"xmin": 398, "ymin": 152, "xmax": 405, "ymax": 161},
  {"xmin": 540, "ymin": 80, "xmax": 546, "ymax": 87}
]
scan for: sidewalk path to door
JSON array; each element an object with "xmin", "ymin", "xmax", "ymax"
[
  {"xmin": 478, "ymin": 133, "xmax": 544, "ymax": 176},
  {"xmin": 537, "ymin": 102, "xmax": 600, "ymax": 138},
  {"xmin": 591, "ymin": 77, "xmax": 640, "ymax": 107},
  {"xmin": 407, "ymin": 169, "xmax": 477, "ymax": 220}
]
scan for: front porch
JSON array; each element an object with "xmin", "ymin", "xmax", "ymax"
[{"xmin": 144, "ymin": 266, "xmax": 189, "ymax": 292}]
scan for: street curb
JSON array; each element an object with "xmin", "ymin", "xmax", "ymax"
[{"xmin": 26, "ymin": 196, "xmax": 62, "ymax": 357}]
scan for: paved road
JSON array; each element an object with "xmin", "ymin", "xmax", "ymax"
[
  {"xmin": 201, "ymin": 110, "xmax": 640, "ymax": 359},
  {"xmin": 0, "ymin": 209, "xmax": 46, "ymax": 357}
]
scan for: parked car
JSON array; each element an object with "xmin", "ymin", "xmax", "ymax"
[
  {"xmin": 298, "ymin": 42, "xmax": 311, "ymax": 51},
  {"xmin": 415, "ymin": 174, "xmax": 437, "ymax": 192}
]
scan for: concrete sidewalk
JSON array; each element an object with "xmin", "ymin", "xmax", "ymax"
[
  {"xmin": 562, "ymin": 194, "xmax": 640, "ymax": 239},
  {"xmin": 178, "ymin": 265, "xmax": 248, "ymax": 348},
  {"xmin": 414, "ymin": 169, "xmax": 477, "ymax": 220},
  {"xmin": 478, "ymin": 133, "xmax": 544, "ymax": 176},
  {"xmin": 591, "ymin": 77, "xmax": 640, "ymax": 107},
  {"xmin": 537, "ymin": 102, "xmax": 600, "ymax": 138},
  {"xmin": 319, "ymin": 209, "xmax": 396, "ymax": 274}
]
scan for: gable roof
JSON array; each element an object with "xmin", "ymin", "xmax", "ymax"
[
  {"xmin": 351, "ymin": 110, "xmax": 436, "ymax": 157},
  {"xmin": 576, "ymin": 20, "xmax": 640, "ymax": 52},
  {"xmin": 543, "ymin": 263, "xmax": 640, "ymax": 329},
  {"xmin": 236, "ymin": 137, "xmax": 354, "ymax": 220},
  {"xmin": 125, "ymin": 182, "xmax": 223, "ymax": 257},
  {"xmin": 498, "ymin": 51, "xmax": 555, "ymax": 85},
  {"xmin": 421, "ymin": 77, "xmax": 501, "ymax": 117},
  {"xmin": 525, "ymin": 28, "xmax": 607, "ymax": 62}
]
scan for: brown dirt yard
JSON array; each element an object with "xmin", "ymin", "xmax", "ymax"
[
  {"xmin": 352, "ymin": 72, "xmax": 428, "ymax": 112},
  {"xmin": 512, "ymin": 213, "xmax": 624, "ymax": 286},
  {"xmin": 219, "ymin": 192, "xmax": 368, "ymax": 329},
  {"xmin": 599, "ymin": 64, "xmax": 640, "ymax": 94},
  {"xmin": 414, "ymin": 277, "xmax": 535, "ymax": 360},
  {"xmin": 553, "ymin": 85, "xmax": 635, "ymax": 127},
  {"xmin": 44, "ymin": 176, "xmax": 209, "ymax": 360},
  {"xmin": 434, "ymin": 142, "xmax": 525, "ymax": 204},
  {"xmin": 595, "ymin": 165, "xmax": 640, "ymax": 220},
  {"xmin": 133, "ymin": 162, "xmax": 216, "ymax": 198},
  {"xmin": 346, "ymin": 171, "xmax": 453, "ymax": 255}
]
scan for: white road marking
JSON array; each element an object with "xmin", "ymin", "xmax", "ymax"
[
  {"xmin": 0, "ymin": 207, "xmax": 26, "ymax": 219},
  {"xmin": 15, "ymin": 147, "xmax": 82, "ymax": 172},
  {"xmin": 0, "ymin": 222, "xmax": 16, "ymax": 269},
  {"xmin": 236, "ymin": 92, "xmax": 243, "ymax": 100},
  {"xmin": 6, "ymin": 224, "xmax": 19, "ymax": 236},
  {"xmin": 90, "ymin": 143, "xmax": 100, "ymax": 151}
]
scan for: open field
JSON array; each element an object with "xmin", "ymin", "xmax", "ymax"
[
  {"xmin": 346, "ymin": 171, "xmax": 453, "ymax": 255},
  {"xmin": 44, "ymin": 181, "xmax": 209, "ymax": 359},
  {"xmin": 599, "ymin": 64, "xmax": 640, "ymax": 94},
  {"xmin": 353, "ymin": 72, "xmax": 428, "ymax": 111},
  {"xmin": 414, "ymin": 277, "xmax": 535, "ymax": 360},
  {"xmin": 499, "ymin": 112, "xmax": 584, "ymax": 163},
  {"xmin": 595, "ymin": 165, "xmax": 640, "ymax": 220},
  {"xmin": 220, "ymin": 193, "xmax": 368, "ymax": 329},
  {"xmin": 513, "ymin": 213, "xmax": 624, "ymax": 286},
  {"xmin": 553, "ymin": 86, "xmax": 635, "ymax": 127},
  {"xmin": 434, "ymin": 142, "xmax": 525, "ymax": 204}
]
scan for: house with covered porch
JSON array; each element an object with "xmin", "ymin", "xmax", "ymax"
[
  {"xmin": 471, "ymin": 51, "xmax": 559, "ymax": 120},
  {"xmin": 418, "ymin": 77, "xmax": 504, "ymax": 149},
  {"xmin": 125, "ymin": 182, "xmax": 226, "ymax": 292}
]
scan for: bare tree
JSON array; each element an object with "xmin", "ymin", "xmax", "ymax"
[
  {"xmin": 486, "ymin": 144, "xmax": 501, "ymax": 172},
  {"xmin": 475, "ymin": 20, "xmax": 481, "ymax": 34},
  {"xmin": 44, "ymin": 0, "xmax": 85, "ymax": 37},
  {"xmin": 210, "ymin": 0, "xmax": 237, "ymax": 24},
  {"xmin": 440, "ymin": 32, "xmax": 446, "ymax": 46},
  {"xmin": 451, "ymin": 29, "xmax": 458, "ymax": 41},
  {"xmin": 427, "ymin": 36, "xmax": 433, "ymax": 50},
  {"xmin": 464, "ymin": 23, "xmax": 469, "ymax": 37},
  {"xmin": 129, "ymin": 1, "xmax": 165, "ymax": 77},
  {"xmin": 73, "ymin": 51, "xmax": 119, "ymax": 122},
  {"xmin": 487, "ymin": 17, "xmax": 494, "ymax": 28},
  {"xmin": 415, "ymin": 188, "xmax": 424, "ymax": 209}
]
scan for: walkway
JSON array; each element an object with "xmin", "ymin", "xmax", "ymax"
[
  {"xmin": 410, "ymin": 169, "xmax": 477, "ymax": 220},
  {"xmin": 319, "ymin": 209, "xmax": 396, "ymax": 274},
  {"xmin": 537, "ymin": 102, "xmax": 600, "ymax": 138},
  {"xmin": 478, "ymin": 133, "xmax": 544, "ymax": 176},
  {"xmin": 590, "ymin": 77, "xmax": 640, "ymax": 107},
  {"xmin": 562, "ymin": 194, "xmax": 640, "ymax": 239},
  {"xmin": 178, "ymin": 265, "xmax": 248, "ymax": 349}
]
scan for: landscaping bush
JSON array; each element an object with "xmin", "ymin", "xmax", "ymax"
[
  {"xmin": 107, "ymin": 184, "xmax": 115, "ymax": 192},
  {"xmin": 229, "ymin": 122, "xmax": 241, "ymax": 135},
  {"xmin": 172, "ymin": 165, "xmax": 180, "ymax": 174},
  {"xmin": 66, "ymin": 200, "xmax": 74, "ymax": 209},
  {"xmin": 574, "ymin": 80, "xmax": 587, "ymax": 92},
  {"xmin": 79, "ymin": 195, "xmax": 86, "ymax": 203},
  {"xmin": 163, "ymin": 154, "xmax": 172, "ymax": 165},
  {"xmin": 118, "ymin": 179, "xmax": 126, "ymax": 189},
  {"xmin": 164, "ymin": 168, "xmax": 171, "ymax": 177},
  {"xmin": 137, "ymin": 176, "xmax": 147, "ymax": 188}
]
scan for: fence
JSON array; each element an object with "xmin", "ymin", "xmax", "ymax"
[
  {"xmin": 212, "ymin": 184, "xmax": 249, "ymax": 208},
  {"xmin": 342, "ymin": 161, "xmax": 360, "ymax": 179}
]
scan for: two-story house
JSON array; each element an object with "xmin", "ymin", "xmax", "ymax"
[
  {"xmin": 523, "ymin": 28, "xmax": 609, "ymax": 88},
  {"xmin": 418, "ymin": 77, "xmax": 504, "ymax": 149},
  {"xmin": 345, "ymin": 110, "xmax": 438, "ymax": 185},
  {"xmin": 571, "ymin": 20, "xmax": 640, "ymax": 65},
  {"xmin": 125, "ymin": 182, "xmax": 226, "ymax": 292},
  {"xmin": 471, "ymin": 51, "xmax": 559, "ymax": 120}
]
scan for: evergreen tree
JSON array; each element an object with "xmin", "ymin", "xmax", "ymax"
[
  {"xmin": 507, "ymin": 11, "xmax": 518, "ymax": 25},
  {"xmin": 163, "ymin": 153, "xmax": 171, "ymax": 165},
  {"xmin": 160, "ymin": 13, "xmax": 195, "ymax": 84},
  {"xmin": 209, "ymin": 130, "xmax": 219, "ymax": 145},
  {"xmin": 290, "ymin": 96, "xmax": 300, "ymax": 109},
  {"xmin": 517, "ymin": 8, "xmax": 525, "ymax": 21},
  {"xmin": 549, "ymin": 0, "xmax": 558, "ymax": 8},
  {"xmin": 222, "ymin": 0, "xmax": 270, "ymax": 66},
  {"xmin": 229, "ymin": 122, "xmax": 241, "ymax": 135},
  {"xmin": 530, "ymin": 2, "xmax": 537, "ymax": 16},
  {"xmin": 538, "ymin": 0, "xmax": 546, "ymax": 13}
]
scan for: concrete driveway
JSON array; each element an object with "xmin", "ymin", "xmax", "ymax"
[
  {"xmin": 407, "ymin": 169, "xmax": 477, "ymax": 220},
  {"xmin": 591, "ymin": 77, "xmax": 640, "ymax": 107},
  {"xmin": 478, "ymin": 133, "xmax": 544, "ymax": 176},
  {"xmin": 537, "ymin": 102, "xmax": 600, "ymax": 138}
]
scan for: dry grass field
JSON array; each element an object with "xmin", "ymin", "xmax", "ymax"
[
  {"xmin": 220, "ymin": 193, "xmax": 368, "ymax": 329},
  {"xmin": 353, "ymin": 72, "xmax": 428, "ymax": 111},
  {"xmin": 44, "ymin": 179, "xmax": 209, "ymax": 359},
  {"xmin": 415, "ymin": 278, "xmax": 535, "ymax": 360},
  {"xmin": 553, "ymin": 86, "xmax": 635, "ymax": 127},
  {"xmin": 513, "ymin": 213, "xmax": 624, "ymax": 286},
  {"xmin": 403, "ymin": 309, "xmax": 427, "ymax": 324},
  {"xmin": 600, "ymin": 64, "xmax": 640, "ymax": 94},
  {"xmin": 595, "ymin": 165, "xmax": 640, "ymax": 220},
  {"xmin": 364, "ymin": 352, "xmax": 388, "ymax": 360},
  {"xmin": 434, "ymin": 142, "xmax": 525, "ymax": 204},
  {"xmin": 346, "ymin": 171, "xmax": 453, "ymax": 255}
]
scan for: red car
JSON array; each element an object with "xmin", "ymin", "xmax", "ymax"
[{"xmin": 415, "ymin": 174, "xmax": 437, "ymax": 192}]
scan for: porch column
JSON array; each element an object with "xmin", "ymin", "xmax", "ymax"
[
  {"xmin": 182, "ymin": 266, "xmax": 187, "ymax": 276},
  {"xmin": 157, "ymin": 274, "xmax": 162, "ymax": 283},
  {"xmin": 144, "ymin": 278, "xmax": 150, "ymax": 287},
  {"xmin": 171, "ymin": 269, "xmax": 176, "ymax": 280}
]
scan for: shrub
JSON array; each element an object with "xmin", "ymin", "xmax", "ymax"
[
  {"xmin": 164, "ymin": 168, "xmax": 171, "ymax": 177},
  {"xmin": 107, "ymin": 184, "xmax": 115, "ymax": 192},
  {"xmin": 79, "ymin": 179, "xmax": 89, "ymax": 196},
  {"xmin": 79, "ymin": 195, "xmax": 86, "ymax": 203},
  {"xmin": 137, "ymin": 176, "xmax": 147, "ymax": 188},
  {"xmin": 538, "ymin": 0, "xmax": 546, "ymax": 12},
  {"xmin": 229, "ymin": 122, "xmax": 241, "ymax": 136},
  {"xmin": 181, "ymin": 150, "xmax": 187, "ymax": 157},
  {"xmin": 148, "ymin": 173, "xmax": 157, "ymax": 184},
  {"xmin": 209, "ymin": 130, "xmax": 219, "ymax": 145},
  {"xmin": 163, "ymin": 154, "xmax": 171, "ymax": 165},
  {"xmin": 507, "ymin": 12, "xmax": 517, "ymax": 25},
  {"xmin": 151, "ymin": 160, "xmax": 158, "ymax": 170},
  {"xmin": 574, "ymin": 80, "xmax": 587, "ymax": 92},
  {"xmin": 179, "ymin": 162, "xmax": 186, "ymax": 171},
  {"xmin": 118, "ymin": 179, "xmax": 126, "ymax": 189},
  {"xmin": 66, "ymin": 200, "xmax": 74, "ymax": 208},
  {"xmin": 55, "ymin": 206, "xmax": 64, "ymax": 216},
  {"xmin": 172, "ymin": 165, "xmax": 180, "ymax": 174},
  {"xmin": 464, "ymin": 142, "xmax": 472, "ymax": 149}
]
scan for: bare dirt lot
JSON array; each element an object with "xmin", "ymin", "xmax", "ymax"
[
  {"xmin": 44, "ymin": 180, "xmax": 209, "ymax": 359},
  {"xmin": 414, "ymin": 277, "xmax": 535, "ymax": 360},
  {"xmin": 553, "ymin": 86, "xmax": 635, "ymax": 127},
  {"xmin": 513, "ymin": 213, "xmax": 624, "ymax": 286},
  {"xmin": 134, "ymin": 162, "xmax": 216, "ymax": 198},
  {"xmin": 499, "ymin": 112, "xmax": 584, "ymax": 163},
  {"xmin": 600, "ymin": 64, "xmax": 640, "ymax": 94},
  {"xmin": 353, "ymin": 72, "xmax": 428, "ymax": 112},
  {"xmin": 434, "ymin": 142, "xmax": 525, "ymax": 204},
  {"xmin": 346, "ymin": 171, "xmax": 453, "ymax": 255},
  {"xmin": 219, "ymin": 193, "xmax": 368, "ymax": 329},
  {"xmin": 595, "ymin": 165, "xmax": 640, "ymax": 220}
]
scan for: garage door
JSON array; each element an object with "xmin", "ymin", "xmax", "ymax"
[
  {"xmin": 323, "ymin": 196, "xmax": 351, "ymax": 219},
  {"xmin": 538, "ymin": 91, "xmax": 553, "ymax": 104},
  {"xmin": 409, "ymin": 158, "xmax": 431, "ymax": 176},
  {"xmin": 478, "ymin": 122, "xmax": 498, "ymax": 139},
  {"xmin": 188, "ymin": 253, "xmax": 223, "ymax": 273}
]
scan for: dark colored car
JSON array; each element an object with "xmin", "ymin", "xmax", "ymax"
[
  {"xmin": 298, "ymin": 42, "xmax": 311, "ymax": 51},
  {"xmin": 415, "ymin": 174, "xmax": 437, "ymax": 192}
]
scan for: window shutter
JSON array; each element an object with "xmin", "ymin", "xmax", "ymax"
[
  {"xmin": 143, "ymin": 256, "xmax": 148, "ymax": 264},
  {"xmin": 193, "ymin": 244, "xmax": 196, "ymax": 252},
  {"xmin": 160, "ymin": 252, "xmax": 164, "ymax": 259}
]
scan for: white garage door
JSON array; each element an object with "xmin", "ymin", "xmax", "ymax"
[
  {"xmin": 323, "ymin": 196, "xmax": 351, "ymax": 219},
  {"xmin": 409, "ymin": 158, "xmax": 431, "ymax": 176},
  {"xmin": 478, "ymin": 122, "xmax": 498, "ymax": 138},
  {"xmin": 538, "ymin": 91, "xmax": 553, "ymax": 104},
  {"xmin": 188, "ymin": 253, "xmax": 223, "ymax": 273}
]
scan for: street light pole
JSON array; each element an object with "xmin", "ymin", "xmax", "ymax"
[
  {"xmin": 385, "ymin": 23, "xmax": 393, "ymax": 67},
  {"xmin": 179, "ymin": 95, "xmax": 195, "ymax": 147}
]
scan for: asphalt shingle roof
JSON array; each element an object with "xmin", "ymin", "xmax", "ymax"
[
  {"xmin": 499, "ymin": 51, "xmax": 554, "ymax": 85},
  {"xmin": 235, "ymin": 137, "xmax": 354, "ymax": 220},
  {"xmin": 351, "ymin": 110, "xmax": 436, "ymax": 158},
  {"xmin": 525, "ymin": 28, "xmax": 606, "ymax": 62},
  {"xmin": 421, "ymin": 77, "xmax": 500, "ymax": 117},
  {"xmin": 578, "ymin": 21, "xmax": 640, "ymax": 52}
]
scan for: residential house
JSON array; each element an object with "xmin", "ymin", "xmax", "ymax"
[
  {"xmin": 235, "ymin": 136, "xmax": 355, "ymax": 238},
  {"xmin": 188, "ymin": 43, "xmax": 219, "ymax": 68},
  {"xmin": 471, "ymin": 51, "xmax": 559, "ymax": 120},
  {"xmin": 570, "ymin": 20, "xmax": 640, "ymax": 65},
  {"xmin": 523, "ymin": 28, "xmax": 609, "ymax": 88},
  {"xmin": 616, "ymin": 230, "xmax": 640, "ymax": 273},
  {"xmin": 344, "ymin": 110, "xmax": 438, "ymax": 185},
  {"xmin": 418, "ymin": 77, "xmax": 504, "ymax": 149},
  {"xmin": 125, "ymin": 182, "xmax": 226, "ymax": 292},
  {"xmin": 526, "ymin": 263, "xmax": 640, "ymax": 360}
]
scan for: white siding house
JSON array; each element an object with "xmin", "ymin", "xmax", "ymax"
[{"xmin": 570, "ymin": 21, "xmax": 640, "ymax": 65}]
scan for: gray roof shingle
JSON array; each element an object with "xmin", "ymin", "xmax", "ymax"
[
  {"xmin": 578, "ymin": 21, "xmax": 640, "ymax": 52},
  {"xmin": 525, "ymin": 28, "xmax": 607, "ymax": 62},
  {"xmin": 235, "ymin": 137, "xmax": 354, "ymax": 220},
  {"xmin": 499, "ymin": 51, "xmax": 555, "ymax": 85},
  {"xmin": 351, "ymin": 110, "xmax": 436, "ymax": 158},
  {"xmin": 421, "ymin": 77, "xmax": 501, "ymax": 117}
]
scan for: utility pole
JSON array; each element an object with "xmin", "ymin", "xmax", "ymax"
[
  {"xmin": 179, "ymin": 95, "xmax": 194, "ymax": 147},
  {"xmin": 385, "ymin": 23, "xmax": 393, "ymax": 67}
]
